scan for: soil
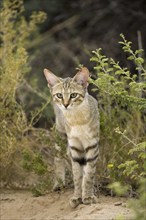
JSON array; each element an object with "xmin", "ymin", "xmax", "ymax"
[{"xmin": 0, "ymin": 189, "xmax": 134, "ymax": 220}]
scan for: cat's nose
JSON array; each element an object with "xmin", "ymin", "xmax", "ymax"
[{"xmin": 63, "ymin": 103, "xmax": 69, "ymax": 108}]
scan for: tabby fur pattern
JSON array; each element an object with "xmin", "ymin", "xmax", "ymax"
[{"xmin": 44, "ymin": 67, "xmax": 100, "ymax": 208}]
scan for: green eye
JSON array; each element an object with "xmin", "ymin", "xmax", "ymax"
[
  {"xmin": 70, "ymin": 93, "xmax": 78, "ymax": 98},
  {"xmin": 56, "ymin": 93, "xmax": 63, "ymax": 99}
]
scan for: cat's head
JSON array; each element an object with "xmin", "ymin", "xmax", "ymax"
[{"xmin": 44, "ymin": 67, "xmax": 89, "ymax": 110}]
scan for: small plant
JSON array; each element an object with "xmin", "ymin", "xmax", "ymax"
[
  {"xmin": 90, "ymin": 34, "xmax": 146, "ymax": 219},
  {"xmin": 129, "ymin": 178, "xmax": 146, "ymax": 220},
  {"xmin": 22, "ymin": 149, "xmax": 47, "ymax": 175},
  {"xmin": 21, "ymin": 147, "xmax": 53, "ymax": 196},
  {"xmin": 31, "ymin": 180, "xmax": 52, "ymax": 197}
]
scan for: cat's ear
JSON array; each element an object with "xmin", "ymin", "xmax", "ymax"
[
  {"xmin": 44, "ymin": 68, "xmax": 60, "ymax": 88},
  {"xmin": 73, "ymin": 67, "xmax": 90, "ymax": 88}
]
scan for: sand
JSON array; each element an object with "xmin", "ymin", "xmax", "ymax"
[{"xmin": 0, "ymin": 189, "xmax": 134, "ymax": 220}]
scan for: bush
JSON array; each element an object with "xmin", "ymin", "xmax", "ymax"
[
  {"xmin": 90, "ymin": 34, "xmax": 146, "ymax": 187},
  {"xmin": 90, "ymin": 34, "xmax": 146, "ymax": 219},
  {"xmin": 0, "ymin": 0, "xmax": 47, "ymax": 184}
]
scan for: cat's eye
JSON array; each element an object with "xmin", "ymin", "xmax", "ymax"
[
  {"xmin": 70, "ymin": 93, "xmax": 78, "ymax": 98},
  {"xmin": 56, "ymin": 93, "xmax": 63, "ymax": 99}
]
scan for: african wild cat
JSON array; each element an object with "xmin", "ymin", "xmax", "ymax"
[{"xmin": 44, "ymin": 67, "xmax": 100, "ymax": 208}]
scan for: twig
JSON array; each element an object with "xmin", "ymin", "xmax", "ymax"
[
  {"xmin": 27, "ymin": 15, "xmax": 80, "ymax": 49},
  {"xmin": 19, "ymin": 79, "xmax": 49, "ymax": 101},
  {"xmin": 137, "ymin": 30, "xmax": 143, "ymax": 82}
]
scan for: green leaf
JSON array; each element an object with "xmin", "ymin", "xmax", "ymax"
[
  {"xmin": 115, "ymin": 70, "xmax": 122, "ymax": 75},
  {"xmin": 135, "ymin": 49, "xmax": 144, "ymax": 55},
  {"xmin": 118, "ymin": 41, "xmax": 125, "ymax": 45},
  {"xmin": 138, "ymin": 152, "xmax": 146, "ymax": 159},
  {"xmin": 94, "ymin": 66, "xmax": 102, "ymax": 70},
  {"xmin": 135, "ymin": 57, "xmax": 144, "ymax": 65},
  {"xmin": 127, "ymin": 55, "xmax": 134, "ymax": 60},
  {"xmin": 102, "ymin": 58, "xmax": 108, "ymax": 62}
]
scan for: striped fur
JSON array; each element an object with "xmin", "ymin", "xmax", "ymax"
[{"xmin": 44, "ymin": 67, "xmax": 100, "ymax": 208}]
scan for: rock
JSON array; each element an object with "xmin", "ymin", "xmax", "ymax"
[{"xmin": 114, "ymin": 202, "xmax": 122, "ymax": 206}]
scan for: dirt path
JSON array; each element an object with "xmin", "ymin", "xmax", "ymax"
[{"xmin": 0, "ymin": 189, "xmax": 134, "ymax": 220}]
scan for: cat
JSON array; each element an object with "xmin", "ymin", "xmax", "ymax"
[{"xmin": 44, "ymin": 67, "xmax": 100, "ymax": 208}]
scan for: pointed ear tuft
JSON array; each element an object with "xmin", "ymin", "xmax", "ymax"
[
  {"xmin": 44, "ymin": 68, "xmax": 60, "ymax": 88},
  {"xmin": 73, "ymin": 67, "xmax": 90, "ymax": 88}
]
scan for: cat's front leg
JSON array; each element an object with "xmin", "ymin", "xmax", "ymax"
[
  {"xmin": 70, "ymin": 159, "xmax": 83, "ymax": 208},
  {"xmin": 82, "ymin": 162, "xmax": 98, "ymax": 205},
  {"xmin": 69, "ymin": 141, "xmax": 83, "ymax": 208},
  {"xmin": 82, "ymin": 143, "xmax": 99, "ymax": 205}
]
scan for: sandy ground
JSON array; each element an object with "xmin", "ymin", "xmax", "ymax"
[{"xmin": 0, "ymin": 189, "xmax": 134, "ymax": 220}]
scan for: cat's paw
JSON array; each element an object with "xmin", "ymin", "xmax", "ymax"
[
  {"xmin": 82, "ymin": 195, "xmax": 98, "ymax": 205},
  {"xmin": 69, "ymin": 197, "xmax": 82, "ymax": 208}
]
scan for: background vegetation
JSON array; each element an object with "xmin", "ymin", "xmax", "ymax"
[{"xmin": 0, "ymin": 0, "xmax": 146, "ymax": 219}]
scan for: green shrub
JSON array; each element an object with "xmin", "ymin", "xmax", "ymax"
[
  {"xmin": 90, "ymin": 33, "xmax": 146, "ymax": 186},
  {"xmin": 90, "ymin": 34, "xmax": 146, "ymax": 220},
  {"xmin": 0, "ymin": 0, "xmax": 47, "ymax": 182},
  {"xmin": 90, "ymin": 34, "xmax": 146, "ymax": 219}
]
